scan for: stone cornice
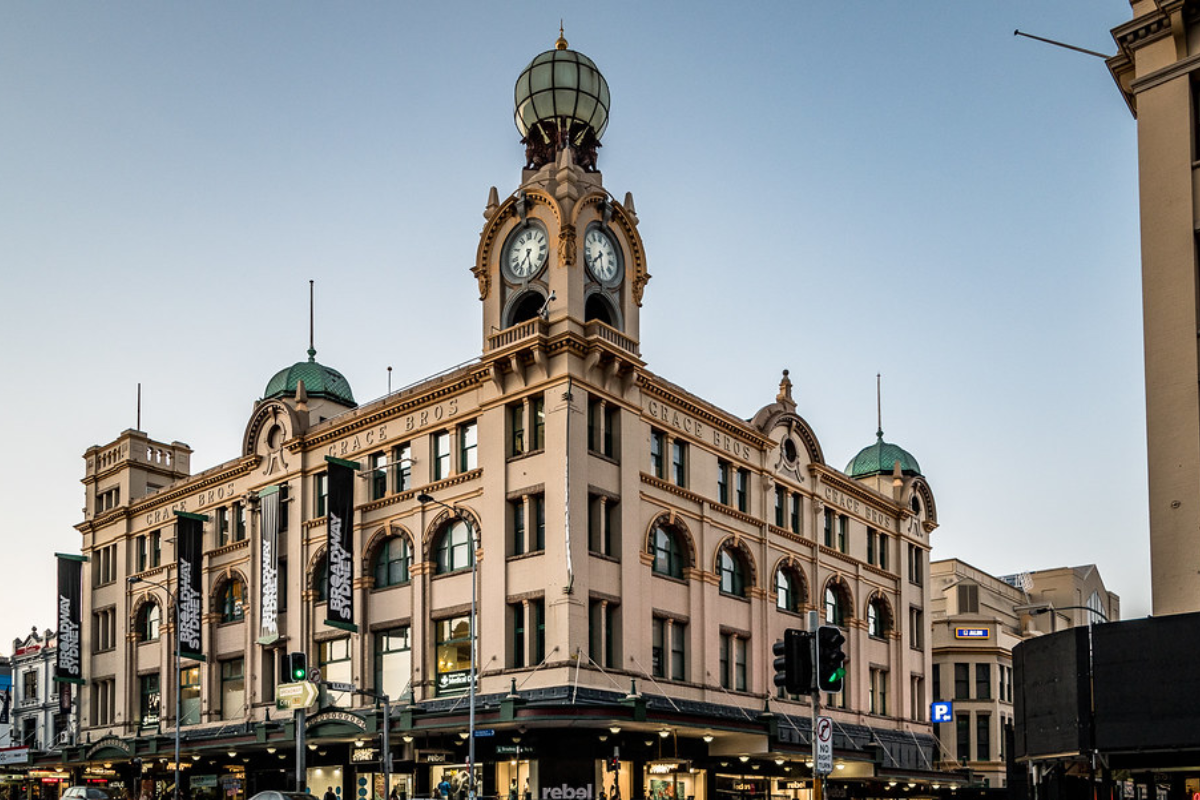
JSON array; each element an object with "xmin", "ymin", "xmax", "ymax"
[{"xmin": 640, "ymin": 473, "xmax": 708, "ymax": 507}]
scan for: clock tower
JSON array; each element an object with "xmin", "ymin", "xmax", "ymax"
[{"xmin": 473, "ymin": 32, "xmax": 648, "ymax": 375}]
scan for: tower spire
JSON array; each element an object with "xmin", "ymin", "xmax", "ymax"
[
  {"xmin": 876, "ymin": 372, "xmax": 883, "ymax": 439},
  {"xmin": 308, "ymin": 279, "xmax": 316, "ymax": 362},
  {"xmin": 556, "ymin": 21, "xmax": 568, "ymax": 50}
]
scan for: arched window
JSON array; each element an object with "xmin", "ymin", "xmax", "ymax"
[
  {"xmin": 314, "ymin": 556, "xmax": 328, "ymax": 602},
  {"xmin": 373, "ymin": 537, "xmax": 412, "ymax": 588},
  {"xmin": 137, "ymin": 602, "xmax": 161, "ymax": 642},
  {"xmin": 867, "ymin": 596, "xmax": 891, "ymax": 638},
  {"xmin": 507, "ymin": 291, "xmax": 548, "ymax": 328},
  {"xmin": 776, "ymin": 566, "xmax": 805, "ymax": 613},
  {"xmin": 434, "ymin": 519, "xmax": 474, "ymax": 575},
  {"xmin": 825, "ymin": 584, "xmax": 847, "ymax": 627},
  {"xmin": 650, "ymin": 524, "xmax": 686, "ymax": 578},
  {"xmin": 220, "ymin": 578, "xmax": 245, "ymax": 623},
  {"xmin": 718, "ymin": 546, "xmax": 748, "ymax": 597},
  {"xmin": 585, "ymin": 294, "xmax": 616, "ymax": 326}
]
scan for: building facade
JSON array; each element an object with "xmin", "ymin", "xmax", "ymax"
[
  {"xmin": 929, "ymin": 560, "xmax": 1119, "ymax": 790},
  {"xmin": 48, "ymin": 36, "xmax": 955, "ymax": 800},
  {"xmin": 1108, "ymin": 0, "xmax": 1200, "ymax": 616},
  {"xmin": 11, "ymin": 629, "xmax": 71, "ymax": 754}
]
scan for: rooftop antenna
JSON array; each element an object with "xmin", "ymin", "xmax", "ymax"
[
  {"xmin": 308, "ymin": 279, "xmax": 316, "ymax": 362},
  {"xmin": 387, "ymin": 366, "xmax": 393, "ymax": 394},
  {"xmin": 876, "ymin": 373, "xmax": 883, "ymax": 439},
  {"xmin": 137, "ymin": 382, "xmax": 142, "ymax": 431},
  {"xmin": 1013, "ymin": 29, "xmax": 1109, "ymax": 59}
]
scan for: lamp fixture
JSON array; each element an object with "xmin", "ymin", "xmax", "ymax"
[
  {"xmin": 458, "ymin": 731, "xmax": 470, "ymax": 740},
  {"xmin": 191, "ymin": 755, "xmax": 200, "ymax": 762},
  {"xmin": 512, "ymin": 736, "xmax": 521, "ymax": 744},
  {"xmin": 227, "ymin": 751, "xmax": 236, "ymax": 758},
  {"xmin": 836, "ymin": 763, "xmax": 845, "ymax": 770},
  {"xmin": 402, "ymin": 735, "xmax": 414, "ymax": 743},
  {"xmin": 702, "ymin": 734, "xmax": 714, "ymax": 744},
  {"xmin": 719, "ymin": 762, "xmax": 729, "ymax": 768},
  {"xmin": 609, "ymin": 726, "xmax": 621, "ymax": 734},
  {"xmin": 355, "ymin": 739, "xmax": 365, "ymax": 748},
  {"xmin": 104, "ymin": 763, "xmax": 112, "ymax": 769},
  {"xmin": 644, "ymin": 740, "xmax": 654, "ymax": 747},
  {"xmin": 659, "ymin": 729, "xmax": 670, "ymax": 738},
  {"xmin": 806, "ymin": 761, "xmax": 814, "ymax": 769},
  {"xmin": 739, "ymin": 755, "xmax": 750, "ymax": 763},
  {"xmin": 888, "ymin": 782, "xmax": 897, "ymax": 788},
  {"xmin": 319, "ymin": 750, "xmax": 328, "ymax": 756},
  {"xmin": 933, "ymin": 785, "xmax": 941, "ymax": 791},
  {"xmin": 308, "ymin": 744, "xmax": 317, "ymax": 751},
  {"xmin": 267, "ymin": 747, "xmax": 277, "ymax": 754},
  {"xmin": 775, "ymin": 758, "xmax": 784, "ymax": 766},
  {"xmin": 598, "ymin": 735, "xmax": 608, "ymax": 742},
  {"xmin": 751, "ymin": 764, "xmax": 760, "ymax": 771},
  {"xmin": 279, "ymin": 754, "xmax": 286, "ymax": 760},
  {"xmin": 907, "ymin": 784, "xmax": 916, "ymax": 789}
]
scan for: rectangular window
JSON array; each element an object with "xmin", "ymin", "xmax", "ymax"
[
  {"xmin": 277, "ymin": 559, "xmax": 288, "ymax": 613},
  {"xmin": 878, "ymin": 533, "xmax": 889, "ymax": 570},
  {"xmin": 319, "ymin": 637, "xmax": 353, "ymax": 705},
  {"xmin": 513, "ymin": 603, "xmax": 526, "ymax": 669},
  {"xmin": 370, "ymin": 451, "xmax": 389, "ymax": 500},
  {"xmin": 393, "ymin": 443, "xmax": 412, "ymax": 492},
  {"xmin": 976, "ymin": 663, "xmax": 991, "ymax": 700},
  {"xmin": 374, "ymin": 626, "xmax": 412, "ymax": 701},
  {"xmin": 671, "ymin": 620, "xmax": 686, "ymax": 681},
  {"xmin": 315, "ymin": 472, "xmax": 328, "ymax": 517},
  {"xmin": 150, "ymin": 530, "xmax": 161, "ymax": 567},
  {"xmin": 734, "ymin": 636, "xmax": 747, "ymax": 691},
  {"xmin": 650, "ymin": 429, "xmax": 666, "ymax": 479},
  {"xmin": 908, "ymin": 543, "xmax": 924, "ymax": 585},
  {"xmin": 717, "ymin": 460, "xmax": 730, "ymax": 505},
  {"xmin": 910, "ymin": 607, "xmax": 924, "ymax": 650},
  {"xmin": 433, "ymin": 431, "xmax": 451, "ymax": 480},
  {"xmin": 671, "ymin": 440, "xmax": 688, "ymax": 487},
  {"xmin": 956, "ymin": 715, "xmax": 971, "ymax": 763},
  {"xmin": 278, "ymin": 483, "xmax": 291, "ymax": 532},
  {"xmin": 180, "ymin": 666, "xmax": 200, "ymax": 726},
  {"xmin": 588, "ymin": 600, "xmax": 618, "ymax": 669},
  {"xmin": 586, "ymin": 400, "xmax": 617, "ymax": 457},
  {"xmin": 233, "ymin": 501, "xmax": 246, "ymax": 541},
  {"xmin": 459, "ymin": 421, "xmax": 478, "ymax": 472},
  {"xmin": 932, "ymin": 663, "xmax": 942, "ymax": 701},
  {"xmin": 911, "ymin": 675, "xmax": 925, "ymax": 721},
  {"xmin": 136, "ymin": 535, "xmax": 147, "ymax": 572},
  {"xmin": 435, "ymin": 616, "xmax": 471, "ymax": 695},
  {"xmin": 587, "ymin": 494, "xmax": 617, "ymax": 556},
  {"xmin": 22, "ymin": 670, "xmax": 37, "ymax": 701},
  {"xmin": 532, "ymin": 494, "xmax": 545, "ymax": 551},
  {"xmin": 790, "ymin": 494, "xmax": 801, "ymax": 534},
  {"xmin": 510, "ymin": 498, "xmax": 527, "ymax": 555},
  {"xmin": 736, "ymin": 468, "xmax": 749, "ymax": 512},
  {"xmin": 867, "ymin": 528, "xmax": 876, "ymax": 565},
  {"xmin": 824, "ymin": 509, "xmax": 834, "ymax": 547},
  {"xmin": 216, "ymin": 506, "xmax": 230, "ymax": 545},
  {"xmin": 976, "ymin": 713, "xmax": 991, "ymax": 761},
  {"xmin": 531, "ymin": 396, "xmax": 545, "ymax": 451},
  {"xmin": 93, "ymin": 608, "xmax": 116, "ymax": 652},
  {"xmin": 954, "ymin": 663, "xmax": 970, "ymax": 700},
  {"xmin": 652, "ymin": 618, "xmax": 665, "ymax": 678},
  {"xmin": 138, "ymin": 674, "xmax": 160, "ymax": 727},
  {"xmin": 774, "ymin": 487, "xmax": 786, "ymax": 527},
  {"xmin": 531, "ymin": 598, "xmax": 546, "ymax": 663},
  {"xmin": 221, "ymin": 658, "xmax": 245, "ymax": 720},
  {"xmin": 837, "ymin": 514, "xmax": 848, "ymax": 552},
  {"xmin": 92, "ymin": 679, "xmax": 115, "ymax": 727},
  {"xmin": 719, "ymin": 633, "xmax": 732, "ymax": 690},
  {"xmin": 870, "ymin": 668, "xmax": 888, "ymax": 716},
  {"xmin": 511, "ymin": 402, "xmax": 526, "ymax": 455},
  {"xmin": 958, "ymin": 583, "xmax": 980, "ymax": 614}
]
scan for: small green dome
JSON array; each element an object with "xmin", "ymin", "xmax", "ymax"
[
  {"xmin": 845, "ymin": 431, "xmax": 921, "ymax": 479},
  {"xmin": 264, "ymin": 348, "xmax": 356, "ymax": 407}
]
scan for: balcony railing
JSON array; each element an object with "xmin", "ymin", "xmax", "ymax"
[
  {"xmin": 585, "ymin": 320, "xmax": 639, "ymax": 356},
  {"xmin": 487, "ymin": 317, "xmax": 547, "ymax": 351}
]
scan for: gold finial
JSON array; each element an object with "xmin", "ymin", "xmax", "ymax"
[{"xmin": 556, "ymin": 21, "xmax": 568, "ymax": 50}]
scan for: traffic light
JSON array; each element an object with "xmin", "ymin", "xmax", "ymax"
[
  {"xmin": 772, "ymin": 628, "xmax": 813, "ymax": 694},
  {"xmin": 286, "ymin": 651, "xmax": 308, "ymax": 683},
  {"xmin": 607, "ymin": 755, "xmax": 620, "ymax": 773},
  {"xmin": 816, "ymin": 625, "xmax": 847, "ymax": 693}
]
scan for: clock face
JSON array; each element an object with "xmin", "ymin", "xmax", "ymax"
[
  {"xmin": 504, "ymin": 225, "xmax": 549, "ymax": 281},
  {"xmin": 584, "ymin": 227, "xmax": 621, "ymax": 285}
]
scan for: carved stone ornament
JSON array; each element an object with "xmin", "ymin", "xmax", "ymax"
[{"xmin": 559, "ymin": 224, "xmax": 577, "ymax": 269}]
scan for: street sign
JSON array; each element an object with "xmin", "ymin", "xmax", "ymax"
[
  {"xmin": 325, "ymin": 681, "xmax": 355, "ymax": 693},
  {"xmin": 954, "ymin": 627, "xmax": 990, "ymax": 640},
  {"xmin": 474, "ymin": 728, "xmax": 495, "ymax": 737},
  {"xmin": 814, "ymin": 715, "xmax": 833, "ymax": 776},
  {"xmin": 931, "ymin": 701, "xmax": 953, "ymax": 723},
  {"xmin": 276, "ymin": 681, "xmax": 319, "ymax": 709}
]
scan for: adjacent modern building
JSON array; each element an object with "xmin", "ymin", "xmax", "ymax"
[
  {"xmin": 1108, "ymin": 0, "xmax": 1200, "ymax": 616},
  {"xmin": 929, "ymin": 560, "xmax": 1118, "ymax": 790},
  {"xmin": 45, "ymin": 35, "xmax": 958, "ymax": 800}
]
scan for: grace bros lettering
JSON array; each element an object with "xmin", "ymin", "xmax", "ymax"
[
  {"xmin": 645, "ymin": 398, "xmax": 753, "ymax": 460},
  {"xmin": 325, "ymin": 398, "xmax": 460, "ymax": 459}
]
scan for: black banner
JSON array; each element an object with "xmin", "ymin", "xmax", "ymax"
[
  {"xmin": 54, "ymin": 554, "xmax": 85, "ymax": 684},
  {"xmin": 176, "ymin": 512, "xmax": 207, "ymax": 661},
  {"xmin": 324, "ymin": 457, "xmax": 359, "ymax": 632},
  {"xmin": 257, "ymin": 487, "xmax": 281, "ymax": 645}
]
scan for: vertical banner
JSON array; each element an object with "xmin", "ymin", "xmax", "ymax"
[
  {"xmin": 176, "ymin": 512, "xmax": 207, "ymax": 661},
  {"xmin": 324, "ymin": 456, "xmax": 359, "ymax": 632},
  {"xmin": 54, "ymin": 554, "xmax": 86, "ymax": 685},
  {"xmin": 257, "ymin": 486, "xmax": 281, "ymax": 645}
]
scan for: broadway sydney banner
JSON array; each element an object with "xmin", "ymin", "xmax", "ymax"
[
  {"xmin": 325, "ymin": 456, "xmax": 359, "ymax": 632},
  {"xmin": 54, "ymin": 553, "xmax": 86, "ymax": 685},
  {"xmin": 176, "ymin": 512, "xmax": 207, "ymax": 661},
  {"xmin": 257, "ymin": 486, "xmax": 281, "ymax": 645}
]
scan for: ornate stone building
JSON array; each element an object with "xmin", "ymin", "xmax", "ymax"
[{"xmin": 50, "ymin": 34, "xmax": 952, "ymax": 800}]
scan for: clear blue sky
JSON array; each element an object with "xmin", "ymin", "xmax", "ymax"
[{"xmin": 0, "ymin": 1, "xmax": 1144, "ymax": 646}]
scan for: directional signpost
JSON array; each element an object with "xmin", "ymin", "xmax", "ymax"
[
  {"xmin": 276, "ymin": 681, "xmax": 319, "ymax": 710},
  {"xmin": 814, "ymin": 715, "xmax": 833, "ymax": 777}
]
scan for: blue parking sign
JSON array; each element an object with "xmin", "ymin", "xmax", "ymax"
[{"xmin": 931, "ymin": 701, "xmax": 953, "ymax": 723}]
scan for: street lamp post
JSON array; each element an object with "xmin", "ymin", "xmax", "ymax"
[
  {"xmin": 417, "ymin": 493, "xmax": 478, "ymax": 800},
  {"xmin": 129, "ymin": 575, "xmax": 181, "ymax": 800}
]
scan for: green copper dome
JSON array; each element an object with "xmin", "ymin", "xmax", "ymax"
[
  {"xmin": 264, "ymin": 348, "xmax": 356, "ymax": 407},
  {"xmin": 845, "ymin": 431, "xmax": 921, "ymax": 479}
]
